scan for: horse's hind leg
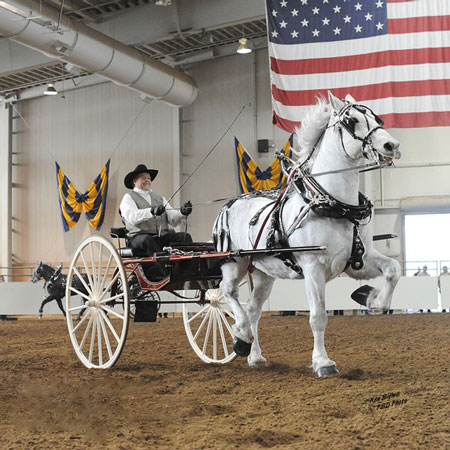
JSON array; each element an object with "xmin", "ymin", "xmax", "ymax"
[
  {"xmin": 304, "ymin": 267, "xmax": 339, "ymax": 377},
  {"xmin": 246, "ymin": 269, "xmax": 275, "ymax": 368},
  {"xmin": 347, "ymin": 249, "xmax": 401, "ymax": 312},
  {"xmin": 55, "ymin": 297, "xmax": 66, "ymax": 317},
  {"xmin": 220, "ymin": 259, "xmax": 253, "ymax": 355}
]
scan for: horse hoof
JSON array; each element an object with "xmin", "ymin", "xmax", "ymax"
[
  {"xmin": 248, "ymin": 355, "xmax": 267, "ymax": 368},
  {"xmin": 38, "ymin": 314, "xmax": 42, "ymax": 320},
  {"xmin": 232, "ymin": 338, "xmax": 252, "ymax": 357},
  {"xmin": 351, "ymin": 285, "xmax": 375, "ymax": 306},
  {"xmin": 316, "ymin": 365, "xmax": 339, "ymax": 378}
]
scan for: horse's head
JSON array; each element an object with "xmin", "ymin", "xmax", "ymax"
[
  {"xmin": 31, "ymin": 261, "xmax": 43, "ymax": 283},
  {"xmin": 328, "ymin": 92, "xmax": 400, "ymax": 164}
]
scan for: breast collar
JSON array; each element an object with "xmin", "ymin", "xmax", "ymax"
[{"xmin": 293, "ymin": 166, "xmax": 372, "ymax": 226}]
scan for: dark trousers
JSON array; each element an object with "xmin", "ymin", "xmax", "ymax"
[
  {"xmin": 129, "ymin": 232, "xmax": 193, "ymax": 280},
  {"xmin": 129, "ymin": 232, "xmax": 193, "ymax": 257}
]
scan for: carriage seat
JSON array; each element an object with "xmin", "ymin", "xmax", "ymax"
[{"xmin": 110, "ymin": 227, "xmax": 134, "ymax": 257}]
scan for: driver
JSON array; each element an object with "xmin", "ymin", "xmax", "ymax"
[{"xmin": 120, "ymin": 164, "xmax": 193, "ymax": 276}]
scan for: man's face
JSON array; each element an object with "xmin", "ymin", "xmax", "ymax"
[{"xmin": 133, "ymin": 173, "xmax": 152, "ymax": 191}]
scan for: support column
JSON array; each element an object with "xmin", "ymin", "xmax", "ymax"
[{"xmin": 0, "ymin": 103, "xmax": 12, "ymax": 277}]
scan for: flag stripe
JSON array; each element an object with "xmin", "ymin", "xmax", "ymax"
[
  {"xmin": 269, "ymin": 30, "xmax": 450, "ymax": 61},
  {"xmin": 273, "ymin": 79, "xmax": 450, "ymax": 107},
  {"xmin": 272, "ymin": 62, "xmax": 450, "ymax": 92},
  {"xmin": 274, "ymin": 94, "xmax": 450, "ymax": 121},
  {"xmin": 389, "ymin": 15, "xmax": 450, "ymax": 34},
  {"xmin": 271, "ymin": 47, "xmax": 450, "ymax": 76},
  {"xmin": 273, "ymin": 111, "xmax": 450, "ymax": 132}
]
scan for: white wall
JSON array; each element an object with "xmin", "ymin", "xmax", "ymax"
[
  {"xmin": 1, "ymin": 276, "xmax": 442, "ymax": 315},
  {"xmin": 11, "ymin": 82, "xmax": 179, "ymax": 265}
]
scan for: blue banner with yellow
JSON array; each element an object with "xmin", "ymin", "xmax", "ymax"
[
  {"xmin": 56, "ymin": 159, "xmax": 110, "ymax": 232},
  {"xmin": 235, "ymin": 135, "xmax": 293, "ymax": 193}
]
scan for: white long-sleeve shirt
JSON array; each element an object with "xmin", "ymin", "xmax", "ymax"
[{"xmin": 119, "ymin": 188, "xmax": 185, "ymax": 228}]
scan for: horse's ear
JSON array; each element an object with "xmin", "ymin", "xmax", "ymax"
[
  {"xmin": 345, "ymin": 93, "xmax": 356, "ymax": 104},
  {"xmin": 328, "ymin": 91, "xmax": 344, "ymax": 112}
]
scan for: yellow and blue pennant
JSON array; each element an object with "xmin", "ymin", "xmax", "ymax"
[
  {"xmin": 235, "ymin": 135, "xmax": 293, "ymax": 193},
  {"xmin": 56, "ymin": 159, "xmax": 110, "ymax": 232}
]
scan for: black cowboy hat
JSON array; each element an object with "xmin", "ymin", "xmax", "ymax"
[{"xmin": 124, "ymin": 164, "xmax": 158, "ymax": 189}]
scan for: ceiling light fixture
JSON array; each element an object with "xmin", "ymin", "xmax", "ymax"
[
  {"xmin": 237, "ymin": 37, "xmax": 252, "ymax": 54},
  {"xmin": 43, "ymin": 83, "xmax": 58, "ymax": 96},
  {"xmin": 155, "ymin": 0, "xmax": 171, "ymax": 5}
]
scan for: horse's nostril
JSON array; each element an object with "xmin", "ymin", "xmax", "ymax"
[{"xmin": 384, "ymin": 142, "xmax": 394, "ymax": 152}]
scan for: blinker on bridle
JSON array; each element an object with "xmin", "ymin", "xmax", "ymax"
[{"xmin": 333, "ymin": 102, "xmax": 384, "ymax": 160}]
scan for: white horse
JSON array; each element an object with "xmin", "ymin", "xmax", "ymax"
[{"xmin": 213, "ymin": 92, "xmax": 401, "ymax": 377}]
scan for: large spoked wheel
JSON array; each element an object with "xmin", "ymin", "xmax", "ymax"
[
  {"xmin": 182, "ymin": 278, "xmax": 250, "ymax": 364},
  {"xmin": 66, "ymin": 236, "xmax": 129, "ymax": 369}
]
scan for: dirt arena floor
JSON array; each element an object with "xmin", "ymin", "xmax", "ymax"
[{"xmin": 1, "ymin": 312, "xmax": 450, "ymax": 449}]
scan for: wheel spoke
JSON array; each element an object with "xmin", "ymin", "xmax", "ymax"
[
  {"xmin": 97, "ymin": 271, "xmax": 120, "ymax": 302},
  {"xmin": 193, "ymin": 308, "xmax": 211, "ymax": 342},
  {"xmin": 217, "ymin": 308, "xmax": 235, "ymax": 337},
  {"xmin": 98, "ymin": 312, "xmax": 113, "ymax": 360},
  {"xmin": 99, "ymin": 292, "xmax": 124, "ymax": 304},
  {"xmin": 69, "ymin": 287, "xmax": 91, "ymax": 302},
  {"xmin": 100, "ymin": 304, "xmax": 125, "ymax": 321},
  {"xmin": 88, "ymin": 315, "xmax": 97, "ymax": 363},
  {"xmin": 90, "ymin": 243, "xmax": 98, "ymax": 293},
  {"xmin": 216, "ymin": 309, "xmax": 229, "ymax": 357},
  {"xmin": 72, "ymin": 309, "xmax": 91, "ymax": 333},
  {"xmin": 202, "ymin": 311, "xmax": 213, "ymax": 354},
  {"xmin": 97, "ymin": 242, "xmax": 103, "ymax": 286},
  {"xmin": 213, "ymin": 309, "xmax": 217, "ymax": 360},
  {"xmin": 79, "ymin": 251, "xmax": 95, "ymax": 293},
  {"xmin": 99, "ymin": 309, "xmax": 120, "ymax": 344},
  {"xmin": 97, "ymin": 315, "xmax": 103, "ymax": 366},
  {"xmin": 68, "ymin": 303, "xmax": 88, "ymax": 312},
  {"xmin": 78, "ymin": 313, "xmax": 93, "ymax": 352},
  {"xmin": 72, "ymin": 266, "xmax": 92, "ymax": 296},
  {"xmin": 99, "ymin": 254, "xmax": 113, "ymax": 294},
  {"xmin": 187, "ymin": 304, "xmax": 210, "ymax": 324}
]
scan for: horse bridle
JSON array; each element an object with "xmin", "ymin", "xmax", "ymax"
[{"xmin": 332, "ymin": 102, "xmax": 384, "ymax": 161}]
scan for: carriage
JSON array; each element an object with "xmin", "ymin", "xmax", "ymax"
[
  {"xmin": 65, "ymin": 228, "xmax": 324, "ymax": 369},
  {"xmin": 65, "ymin": 93, "xmax": 401, "ymax": 376}
]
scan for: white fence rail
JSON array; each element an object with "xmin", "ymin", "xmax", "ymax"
[{"xmin": 1, "ymin": 276, "xmax": 447, "ymax": 316}]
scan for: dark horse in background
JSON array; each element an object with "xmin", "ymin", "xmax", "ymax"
[
  {"xmin": 31, "ymin": 262, "xmax": 66, "ymax": 318},
  {"xmin": 31, "ymin": 262, "xmax": 88, "ymax": 319}
]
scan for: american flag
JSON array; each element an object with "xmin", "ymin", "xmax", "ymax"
[{"xmin": 267, "ymin": 0, "xmax": 450, "ymax": 132}]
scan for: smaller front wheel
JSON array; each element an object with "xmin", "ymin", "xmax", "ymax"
[{"xmin": 182, "ymin": 288, "xmax": 238, "ymax": 364}]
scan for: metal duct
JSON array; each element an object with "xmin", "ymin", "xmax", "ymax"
[{"xmin": 0, "ymin": 1, "xmax": 197, "ymax": 106}]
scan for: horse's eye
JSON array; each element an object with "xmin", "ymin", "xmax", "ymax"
[{"xmin": 374, "ymin": 115, "xmax": 384, "ymax": 126}]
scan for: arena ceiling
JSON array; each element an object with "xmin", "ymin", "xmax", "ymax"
[{"xmin": 0, "ymin": 0, "xmax": 267, "ymax": 99}]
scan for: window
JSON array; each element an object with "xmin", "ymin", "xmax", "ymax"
[{"xmin": 404, "ymin": 213, "xmax": 450, "ymax": 276}]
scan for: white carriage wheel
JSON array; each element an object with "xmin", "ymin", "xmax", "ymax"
[
  {"xmin": 182, "ymin": 276, "xmax": 251, "ymax": 364},
  {"xmin": 66, "ymin": 236, "xmax": 129, "ymax": 369}
]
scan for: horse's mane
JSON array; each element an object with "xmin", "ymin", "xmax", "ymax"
[{"xmin": 293, "ymin": 96, "xmax": 332, "ymax": 164}]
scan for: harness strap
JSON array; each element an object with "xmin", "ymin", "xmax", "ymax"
[{"xmin": 345, "ymin": 225, "xmax": 366, "ymax": 271}]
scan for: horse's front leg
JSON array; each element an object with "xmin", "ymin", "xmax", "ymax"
[
  {"xmin": 245, "ymin": 269, "xmax": 275, "ymax": 368},
  {"xmin": 347, "ymin": 248, "xmax": 401, "ymax": 312},
  {"xmin": 304, "ymin": 267, "xmax": 339, "ymax": 377},
  {"xmin": 220, "ymin": 260, "xmax": 253, "ymax": 356},
  {"xmin": 38, "ymin": 295, "xmax": 55, "ymax": 319}
]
